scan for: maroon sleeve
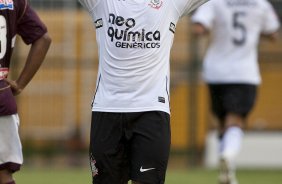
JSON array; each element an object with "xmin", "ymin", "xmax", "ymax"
[{"xmin": 17, "ymin": 2, "xmax": 47, "ymax": 45}]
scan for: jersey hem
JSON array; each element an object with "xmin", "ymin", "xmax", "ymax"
[
  {"xmin": 205, "ymin": 80, "xmax": 260, "ymax": 85},
  {"xmin": 92, "ymin": 107, "xmax": 171, "ymax": 114}
]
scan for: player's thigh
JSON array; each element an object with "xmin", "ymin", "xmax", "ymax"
[
  {"xmin": 208, "ymin": 84, "xmax": 226, "ymax": 119},
  {"xmin": 130, "ymin": 111, "xmax": 170, "ymax": 184},
  {"xmin": 89, "ymin": 112, "xmax": 130, "ymax": 184},
  {"xmin": 223, "ymin": 84, "xmax": 257, "ymax": 117},
  {"xmin": 0, "ymin": 114, "xmax": 22, "ymax": 173}
]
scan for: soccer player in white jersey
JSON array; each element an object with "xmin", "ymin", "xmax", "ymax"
[
  {"xmin": 78, "ymin": 0, "xmax": 208, "ymax": 183},
  {"xmin": 191, "ymin": 0, "xmax": 280, "ymax": 184}
]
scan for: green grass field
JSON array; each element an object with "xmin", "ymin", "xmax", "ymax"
[{"xmin": 15, "ymin": 167, "xmax": 282, "ymax": 184}]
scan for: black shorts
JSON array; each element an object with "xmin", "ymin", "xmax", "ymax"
[
  {"xmin": 208, "ymin": 84, "xmax": 257, "ymax": 121},
  {"xmin": 89, "ymin": 111, "xmax": 171, "ymax": 184}
]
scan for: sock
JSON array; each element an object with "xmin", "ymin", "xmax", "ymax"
[{"xmin": 219, "ymin": 126, "xmax": 244, "ymax": 163}]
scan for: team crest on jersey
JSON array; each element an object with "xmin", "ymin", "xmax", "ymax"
[
  {"xmin": 90, "ymin": 153, "xmax": 99, "ymax": 177},
  {"xmin": 0, "ymin": 0, "xmax": 14, "ymax": 10},
  {"xmin": 148, "ymin": 0, "xmax": 163, "ymax": 10}
]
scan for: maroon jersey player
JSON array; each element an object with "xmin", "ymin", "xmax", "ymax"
[{"xmin": 0, "ymin": 0, "xmax": 51, "ymax": 183}]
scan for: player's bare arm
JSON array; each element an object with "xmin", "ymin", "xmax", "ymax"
[
  {"xmin": 192, "ymin": 22, "xmax": 209, "ymax": 35},
  {"xmin": 5, "ymin": 33, "xmax": 51, "ymax": 96},
  {"xmin": 261, "ymin": 31, "xmax": 279, "ymax": 42}
]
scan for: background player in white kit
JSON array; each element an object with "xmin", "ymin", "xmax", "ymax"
[
  {"xmin": 78, "ymin": 0, "xmax": 208, "ymax": 183},
  {"xmin": 191, "ymin": 0, "xmax": 280, "ymax": 183}
]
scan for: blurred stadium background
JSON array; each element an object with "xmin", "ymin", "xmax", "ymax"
[{"xmin": 10, "ymin": 0, "xmax": 282, "ymax": 182}]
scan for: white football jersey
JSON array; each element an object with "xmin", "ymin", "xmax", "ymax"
[
  {"xmin": 192, "ymin": 0, "xmax": 280, "ymax": 84},
  {"xmin": 79, "ymin": 0, "xmax": 208, "ymax": 113}
]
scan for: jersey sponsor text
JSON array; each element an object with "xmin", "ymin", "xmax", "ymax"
[{"xmin": 107, "ymin": 13, "xmax": 161, "ymax": 49}]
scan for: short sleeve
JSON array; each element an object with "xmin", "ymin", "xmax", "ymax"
[
  {"xmin": 78, "ymin": 0, "xmax": 98, "ymax": 13},
  {"xmin": 261, "ymin": 1, "xmax": 280, "ymax": 34},
  {"xmin": 173, "ymin": 0, "xmax": 210, "ymax": 17},
  {"xmin": 191, "ymin": 0, "xmax": 214, "ymax": 30},
  {"xmin": 17, "ymin": 2, "xmax": 47, "ymax": 45}
]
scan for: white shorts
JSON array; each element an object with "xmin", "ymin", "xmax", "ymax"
[{"xmin": 0, "ymin": 114, "xmax": 23, "ymax": 172}]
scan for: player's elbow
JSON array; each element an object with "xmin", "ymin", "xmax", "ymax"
[
  {"xmin": 262, "ymin": 31, "xmax": 279, "ymax": 42},
  {"xmin": 35, "ymin": 32, "xmax": 52, "ymax": 53},
  {"xmin": 41, "ymin": 32, "xmax": 52, "ymax": 48},
  {"xmin": 31, "ymin": 32, "xmax": 52, "ymax": 58}
]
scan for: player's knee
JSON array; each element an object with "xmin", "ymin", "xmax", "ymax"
[
  {"xmin": 226, "ymin": 121, "xmax": 243, "ymax": 129},
  {"xmin": 225, "ymin": 113, "xmax": 244, "ymax": 128},
  {"xmin": 0, "ymin": 170, "xmax": 14, "ymax": 184}
]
